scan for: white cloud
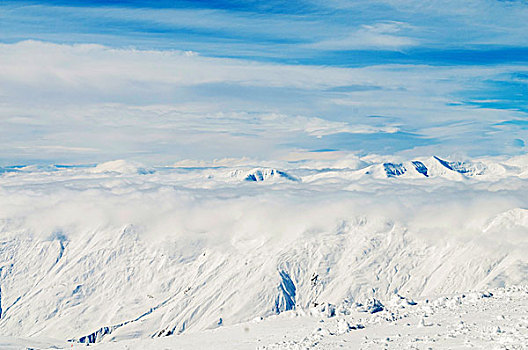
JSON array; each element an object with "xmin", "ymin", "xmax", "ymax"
[
  {"xmin": 307, "ymin": 22, "xmax": 418, "ymax": 50},
  {"xmin": 0, "ymin": 41, "xmax": 527, "ymax": 164}
]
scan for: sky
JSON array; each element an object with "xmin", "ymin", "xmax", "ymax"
[{"xmin": 0, "ymin": 0, "xmax": 527, "ymax": 165}]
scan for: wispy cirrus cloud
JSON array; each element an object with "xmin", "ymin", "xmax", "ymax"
[
  {"xmin": 306, "ymin": 22, "xmax": 418, "ymax": 51},
  {"xmin": 0, "ymin": 1, "xmax": 527, "ymax": 164},
  {"xmin": 3, "ymin": 0, "xmax": 528, "ymax": 61},
  {"xmin": 0, "ymin": 40, "xmax": 526, "ymax": 164}
]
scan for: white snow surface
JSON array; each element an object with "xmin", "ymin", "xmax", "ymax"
[
  {"xmin": 91, "ymin": 160, "xmax": 155, "ymax": 175},
  {"xmin": 0, "ymin": 155, "xmax": 527, "ymax": 348}
]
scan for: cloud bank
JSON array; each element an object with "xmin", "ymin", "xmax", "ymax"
[{"xmin": 0, "ymin": 40, "xmax": 527, "ymax": 165}]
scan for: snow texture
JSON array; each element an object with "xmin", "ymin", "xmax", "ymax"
[{"xmin": 0, "ymin": 155, "xmax": 527, "ymax": 348}]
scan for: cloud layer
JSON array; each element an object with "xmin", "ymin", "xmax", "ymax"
[{"xmin": 1, "ymin": 0, "xmax": 527, "ymax": 164}]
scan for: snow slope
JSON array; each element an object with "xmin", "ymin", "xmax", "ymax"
[
  {"xmin": 66, "ymin": 285, "xmax": 525, "ymax": 350},
  {"xmin": 2, "ymin": 285, "xmax": 528, "ymax": 349},
  {"xmin": 0, "ymin": 155, "xmax": 527, "ymax": 348}
]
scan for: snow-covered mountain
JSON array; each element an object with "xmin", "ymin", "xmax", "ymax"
[
  {"xmin": 91, "ymin": 160, "xmax": 156, "ymax": 175},
  {"xmin": 230, "ymin": 168, "xmax": 300, "ymax": 182},
  {"xmin": 344, "ymin": 156, "xmax": 497, "ymax": 179},
  {"xmin": 0, "ymin": 155, "xmax": 527, "ymax": 348}
]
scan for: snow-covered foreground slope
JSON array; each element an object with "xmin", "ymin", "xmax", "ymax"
[
  {"xmin": 59, "ymin": 285, "xmax": 525, "ymax": 349},
  {"xmin": 0, "ymin": 155, "xmax": 527, "ymax": 348}
]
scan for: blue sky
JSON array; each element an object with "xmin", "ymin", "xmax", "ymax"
[{"xmin": 0, "ymin": 0, "xmax": 527, "ymax": 164}]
